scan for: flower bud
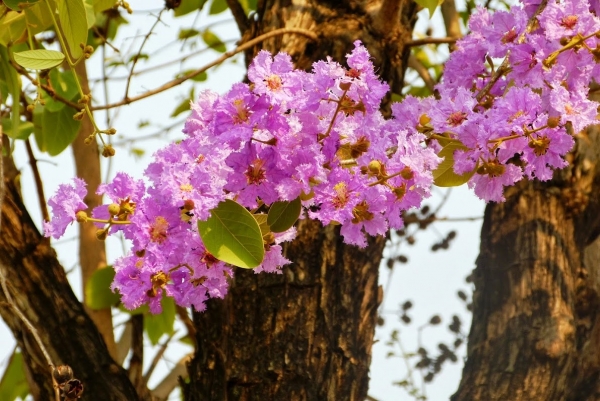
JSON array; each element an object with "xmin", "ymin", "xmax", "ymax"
[
  {"xmin": 75, "ymin": 211, "xmax": 88, "ymax": 223},
  {"xmin": 183, "ymin": 199, "xmax": 195, "ymax": 211},
  {"xmin": 72, "ymin": 110, "xmax": 85, "ymax": 121},
  {"xmin": 135, "ymin": 249, "xmax": 146, "ymax": 258},
  {"xmin": 419, "ymin": 114, "xmax": 431, "ymax": 126},
  {"xmin": 26, "ymin": 104, "xmax": 35, "ymax": 113},
  {"xmin": 83, "ymin": 135, "xmax": 94, "ymax": 145},
  {"xmin": 108, "ymin": 203, "xmax": 120, "ymax": 216},
  {"xmin": 53, "ymin": 365, "xmax": 74, "ymax": 385},
  {"xmin": 96, "ymin": 228, "xmax": 108, "ymax": 241},
  {"xmin": 368, "ymin": 160, "xmax": 382, "ymax": 175},
  {"xmin": 547, "ymin": 116, "xmax": 560, "ymax": 128},
  {"xmin": 107, "ymin": 128, "xmax": 117, "ymax": 135},
  {"xmin": 102, "ymin": 145, "xmax": 115, "ymax": 158},
  {"xmin": 339, "ymin": 81, "xmax": 351, "ymax": 91}
]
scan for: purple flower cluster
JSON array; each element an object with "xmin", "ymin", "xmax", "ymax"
[
  {"xmin": 436, "ymin": 0, "xmax": 600, "ymax": 201},
  {"xmin": 44, "ymin": 0, "xmax": 600, "ymax": 312}
]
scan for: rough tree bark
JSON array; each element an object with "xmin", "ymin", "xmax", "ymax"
[
  {"xmin": 185, "ymin": 1, "xmax": 418, "ymax": 400},
  {"xmin": 452, "ymin": 125, "xmax": 600, "ymax": 399}
]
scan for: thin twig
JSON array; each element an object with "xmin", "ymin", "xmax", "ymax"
[
  {"xmin": 124, "ymin": 9, "xmax": 166, "ymax": 100},
  {"xmin": 91, "ymin": 28, "xmax": 319, "ymax": 111},
  {"xmin": 25, "ymin": 138, "xmax": 49, "ymax": 223},
  {"xmin": 142, "ymin": 331, "xmax": 177, "ymax": 387},
  {"xmin": 405, "ymin": 37, "xmax": 457, "ymax": 48}
]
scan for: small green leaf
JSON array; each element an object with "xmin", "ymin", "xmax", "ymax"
[
  {"xmin": 85, "ymin": 267, "xmax": 120, "ymax": 309},
  {"xmin": 40, "ymin": 105, "xmax": 81, "ymax": 156},
  {"xmin": 414, "ymin": 0, "xmax": 443, "ymax": 18},
  {"xmin": 1, "ymin": 119, "xmax": 34, "ymax": 140},
  {"xmin": 208, "ymin": 0, "xmax": 227, "ymax": 15},
  {"xmin": 202, "ymin": 29, "xmax": 226, "ymax": 53},
  {"xmin": 59, "ymin": 0, "xmax": 88, "ymax": 59},
  {"xmin": 178, "ymin": 28, "xmax": 200, "ymax": 40},
  {"xmin": 177, "ymin": 70, "xmax": 207, "ymax": 82},
  {"xmin": 198, "ymin": 199, "xmax": 265, "ymax": 268},
  {"xmin": 3, "ymin": 0, "xmax": 39, "ymax": 11},
  {"xmin": 144, "ymin": 296, "xmax": 175, "ymax": 345},
  {"xmin": 267, "ymin": 197, "xmax": 301, "ymax": 233},
  {"xmin": 433, "ymin": 141, "xmax": 475, "ymax": 187},
  {"xmin": 0, "ymin": 45, "xmax": 21, "ymax": 138},
  {"xmin": 13, "ymin": 49, "xmax": 65, "ymax": 70},
  {"xmin": 170, "ymin": 87, "xmax": 194, "ymax": 117},
  {"xmin": 93, "ymin": 0, "xmax": 116, "ymax": 12},
  {"xmin": 174, "ymin": 0, "xmax": 207, "ymax": 17},
  {"xmin": 0, "ymin": 350, "xmax": 29, "ymax": 401}
]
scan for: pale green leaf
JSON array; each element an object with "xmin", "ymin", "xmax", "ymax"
[
  {"xmin": 198, "ymin": 199, "xmax": 264, "ymax": 268},
  {"xmin": 0, "ymin": 350, "xmax": 29, "ymax": 401},
  {"xmin": 24, "ymin": 2, "xmax": 54, "ymax": 34},
  {"xmin": 83, "ymin": 0, "xmax": 96, "ymax": 28},
  {"xmin": 59, "ymin": 0, "xmax": 88, "ymax": 59},
  {"xmin": 93, "ymin": 0, "xmax": 115, "ymax": 12},
  {"xmin": 85, "ymin": 267, "xmax": 120, "ymax": 310},
  {"xmin": 267, "ymin": 197, "xmax": 302, "ymax": 233},
  {"xmin": 40, "ymin": 105, "xmax": 81, "ymax": 155},
  {"xmin": 145, "ymin": 296, "xmax": 175, "ymax": 345},
  {"xmin": 1, "ymin": 119, "xmax": 34, "ymax": 140},
  {"xmin": 13, "ymin": 49, "xmax": 65, "ymax": 70},
  {"xmin": 433, "ymin": 141, "xmax": 475, "ymax": 187}
]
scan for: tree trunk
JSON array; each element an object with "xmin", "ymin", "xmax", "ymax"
[
  {"xmin": 452, "ymin": 124, "xmax": 600, "ymax": 400},
  {"xmin": 185, "ymin": 1, "xmax": 417, "ymax": 400},
  {"xmin": 0, "ymin": 156, "xmax": 139, "ymax": 400}
]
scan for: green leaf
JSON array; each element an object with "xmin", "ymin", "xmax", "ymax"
[
  {"xmin": 170, "ymin": 87, "xmax": 194, "ymax": 117},
  {"xmin": 198, "ymin": 199, "xmax": 264, "ymax": 268},
  {"xmin": 177, "ymin": 69, "xmax": 207, "ymax": 82},
  {"xmin": 433, "ymin": 141, "xmax": 475, "ymax": 187},
  {"xmin": 0, "ymin": 350, "xmax": 29, "ymax": 401},
  {"xmin": 59, "ymin": 0, "xmax": 88, "ymax": 59},
  {"xmin": 1, "ymin": 119, "xmax": 34, "ymax": 140},
  {"xmin": 42, "ymin": 69, "xmax": 79, "ymax": 112},
  {"xmin": 178, "ymin": 28, "xmax": 200, "ymax": 40},
  {"xmin": 267, "ymin": 197, "xmax": 301, "ymax": 233},
  {"xmin": 13, "ymin": 49, "xmax": 65, "ymax": 70},
  {"xmin": 144, "ymin": 296, "xmax": 175, "ymax": 345},
  {"xmin": 0, "ymin": 10, "xmax": 27, "ymax": 46},
  {"xmin": 253, "ymin": 213, "xmax": 270, "ymax": 237},
  {"xmin": 238, "ymin": 0, "xmax": 256, "ymax": 13},
  {"xmin": 174, "ymin": 0, "xmax": 207, "ymax": 17},
  {"xmin": 93, "ymin": 0, "xmax": 115, "ymax": 12},
  {"xmin": 83, "ymin": 0, "xmax": 96, "ymax": 28},
  {"xmin": 3, "ymin": 0, "xmax": 39, "ymax": 11},
  {"xmin": 0, "ymin": 45, "xmax": 21, "ymax": 139},
  {"xmin": 39, "ymin": 105, "xmax": 81, "ymax": 156},
  {"xmin": 208, "ymin": 0, "xmax": 227, "ymax": 15},
  {"xmin": 202, "ymin": 29, "xmax": 226, "ymax": 53},
  {"xmin": 414, "ymin": 0, "xmax": 443, "ymax": 18},
  {"xmin": 85, "ymin": 267, "xmax": 120, "ymax": 309}
]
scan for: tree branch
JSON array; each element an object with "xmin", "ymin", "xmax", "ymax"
[
  {"xmin": 151, "ymin": 354, "xmax": 193, "ymax": 401},
  {"xmin": 91, "ymin": 28, "xmax": 319, "ymax": 111},
  {"xmin": 226, "ymin": 0, "xmax": 249, "ymax": 33},
  {"xmin": 407, "ymin": 53, "xmax": 436, "ymax": 94},
  {"xmin": 405, "ymin": 37, "xmax": 457, "ymax": 47}
]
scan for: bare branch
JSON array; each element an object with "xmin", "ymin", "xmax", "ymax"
[
  {"xmin": 116, "ymin": 320, "xmax": 133, "ymax": 365},
  {"xmin": 142, "ymin": 331, "xmax": 177, "ymax": 387},
  {"xmin": 176, "ymin": 306, "xmax": 197, "ymax": 347},
  {"xmin": 405, "ymin": 37, "xmax": 457, "ymax": 48},
  {"xmin": 407, "ymin": 54, "xmax": 436, "ymax": 94},
  {"xmin": 128, "ymin": 314, "xmax": 145, "ymax": 394},
  {"xmin": 151, "ymin": 353, "xmax": 193, "ymax": 401},
  {"xmin": 91, "ymin": 28, "xmax": 319, "ymax": 111}
]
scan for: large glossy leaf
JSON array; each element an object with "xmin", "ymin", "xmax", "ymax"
[
  {"xmin": 0, "ymin": 45, "xmax": 21, "ymax": 138},
  {"xmin": 0, "ymin": 350, "xmax": 29, "ymax": 401},
  {"xmin": 43, "ymin": 69, "xmax": 79, "ymax": 112},
  {"xmin": 4, "ymin": 0, "xmax": 39, "ymax": 11},
  {"xmin": 13, "ymin": 49, "xmax": 65, "ymax": 70},
  {"xmin": 39, "ymin": 105, "xmax": 81, "ymax": 156},
  {"xmin": 433, "ymin": 141, "xmax": 475, "ymax": 187},
  {"xmin": 198, "ymin": 199, "xmax": 264, "ymax": 268},
  {"xmin": 267, "ymin": 197, "xmax": 301, "ymax": 233},
  {"xmin": 0, "ymin": 10, "xmax": 27, "ymax": 46},
  {"xmin": 145, "ymin": 296, "xmax": 175, "ymax": 345},
  {"xmin": 85, "ymin": 267, "xmax": 120, "ymax": 310},
  {"xmin": 24, "ymin": 2, "xmax": 54, "ymax": 34},
  {"xmin": 59, "ymin": 0, "xmax": 88, "ymax": 59}
]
